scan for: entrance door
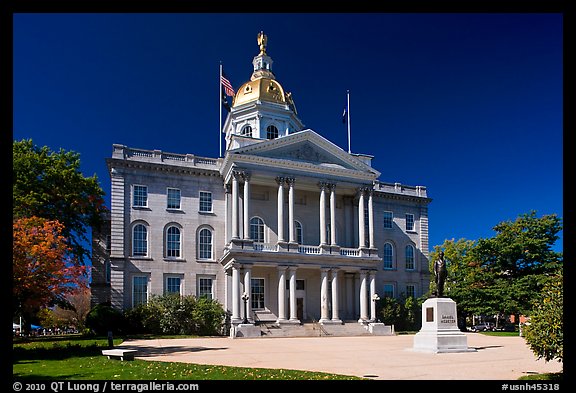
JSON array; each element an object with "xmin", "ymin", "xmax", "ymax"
[{"xmin": 297, "ymin": 298, "xmax": 304, "ymax": 321}]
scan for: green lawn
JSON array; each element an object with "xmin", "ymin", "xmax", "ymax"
[{"xmin": 13, "ymin": 336, "xmax": 364, "ymax": 380}]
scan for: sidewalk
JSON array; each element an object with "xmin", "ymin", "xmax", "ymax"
[{"xmin": 118, "ymin": 333, "xmax": 563, "ymax": 380}]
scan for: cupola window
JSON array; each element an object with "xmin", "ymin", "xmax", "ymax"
[
  {"xmin": 266, "ymin": 125, "xmax": 279, "ymax": 139},
  {"xmin": 241, "ymin": 125, "xmax": 252, "ymax": 137}
]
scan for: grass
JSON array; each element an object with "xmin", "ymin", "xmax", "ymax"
[{"xmin": 13, "ymin": 336, "xmax": 364, "ymax": 380}]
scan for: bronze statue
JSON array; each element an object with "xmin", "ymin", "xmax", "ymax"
[{"xmin": 434, "ymin": 251, "xmax": 448, "ymax": 297}]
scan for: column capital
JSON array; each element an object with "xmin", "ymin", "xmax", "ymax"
[
  {"xmin": 241, "ymin": 172, "xmax": 251, "ymax": 182},
  {"xmin": 232, "ymin": 169, "xmax": 245, "ymax": 180},
  {"xmin": 327, "ymin": 182, "xmax": 337, "ymax": 191},
  {"xmin": 318, "ymin": 181, "xmax": 329, "ymax": 190},
  {"xmin": 285, "ymin": 177, "xmax": 296, "ymax": 186},
  {"xmin": 224, "ymin": 183, "xmax": 232, "ymax": 193},
  {"xmin": 276, "ymin": 176, "xmax": 286, "ymax": 186},
  {"xmin": 357, "ymin": 185, "xmax": 370, "ymax": 194}
]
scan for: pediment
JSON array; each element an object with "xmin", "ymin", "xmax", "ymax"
[
  {"xmin": 259, "ymin": 140, "xmax": 355, "ymax": 169},
  {"xmin": 229, "ymin": 129, "xmax": 378, "ymax": 175}
]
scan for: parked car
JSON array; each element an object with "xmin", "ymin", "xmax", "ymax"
[{"xmin": 470, "ymin": 322, "xmax": 496, "ymax": 332}]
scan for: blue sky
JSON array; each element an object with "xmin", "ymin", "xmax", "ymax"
[{"xmin": 12, "ymin": 12, "xmax": 564, "ymax": 253}]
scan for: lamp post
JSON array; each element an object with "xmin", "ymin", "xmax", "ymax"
[
  {"xmin": 241, "ymin": 292, "xmax": 249, "ymax": 324},
  {"xmin": 372, "ymin": 293, "xmax": 380, "ymax": 322}
]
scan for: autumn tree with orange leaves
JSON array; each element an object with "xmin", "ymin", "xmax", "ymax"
[{"xmin": 13, "ymin": 216, "xmax": 88, "ymax": 331}]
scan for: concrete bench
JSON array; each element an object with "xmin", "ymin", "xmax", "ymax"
[{"xmin": 102, "ymin": 349, "xmax": 138, "ymax": 361}]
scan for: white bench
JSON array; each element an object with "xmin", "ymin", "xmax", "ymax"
[{"xmin": 102, "ymin": 349, "xmax": 138, "ymax": 361}]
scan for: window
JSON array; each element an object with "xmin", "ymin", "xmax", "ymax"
[
  {"xmin": 241, "ymin": 125, "xmax": 252, "ymax": 137},
  {"xmin": 405, "ymin": 284, "xmax": 416, "ymax": 299},
  {"xmin": 105, "ymin": 235, "xmax": 111, "ymax": 252},
  {"xmin": 405, "ymin": 213, "xmax": 415, "ymax": 231},
  {"xmin": 198, "ymin": 277, "xmax": 213, "ymax": 299},
  {"xmin": 405, "ymin": 245, "xmax": 415, "ymax": 270},
  {"xmin": 383, "ymin": 242, "xmax": 393, "ymax": 269},
  {"xmin": 165, "ymin": 276, "xmax": 181, "ymax": 294},
  {"xmin": 383, "ymin": 211, "xmax": 393, "ymax": 229},
  {"xmin": 250, "ymin": 217, "xmax": 265, "ymax": 242},
  {"xmin": 198, "ymin": 228, "xmax": 213, "ymax": 260},
  {"xmin": 105, "ymin": 260, "xmax": 111, "ymax": 284},
  {"xmin": 266, "ymin": 125, "xmax": 278, "ymax": 139},
  {"xmin": 132, "ymin": 276, "xmax": 148, "ymax": 307},
  {"xmin": 167, "ymin": 188, "xmax": 181, "ymax": 209},
  {"xmin": 383, "ymin": 284, "xmax": 394, "ymax": 298},
  {"xmin": 251, "ymin": 278, "xmax": 265, "ymax": 309},
  {"xmin": 132, "ymin": 224, "xmax": 148, "ymax": 257},
  {"xmin": 166, "ymin": 226, "xmax": 181, "ymax": 258},
  {"xmin": 295, "ymin": 221, "xmax": 303, "ymax": 244},
  {"xmin": 199, "ymin": 191, "xmax": 212, "ymax": 213},
  {"xmin": 296, "ymin": 279, "xmax": 305, "ymax": 290},
  {"xmin": 133, "ymin": 185, "xmax": 148, "ymax": 207}
]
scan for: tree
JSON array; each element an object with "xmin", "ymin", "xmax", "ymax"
[
  {"xmin": 13, "ymin": 139, "xmax": 107, "ymax": 264},
  {"xmin": 522, "ymin": 270, "xmax": 563, "ymax": 363},
  {"xmin": 430, "ymin": 211, "xmax": 563, "ymax": 329},
  {"xmin": 52, "ymin": 287, "xmax": 92, "ymax": 332},
  {"xmin": 467, "ymin": 211, "xmax": 562, "ymax": 322},
  {"xmin": 13, "ymin": 216, "xmax": 88, "ymax": 331}
]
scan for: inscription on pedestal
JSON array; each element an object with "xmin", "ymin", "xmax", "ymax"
[
  {"xmin": 426, "ymin": 307, "xmax": 434, "ymax": 322},
  {"xmin": 440, "ymin": 314, "xmax": 456, "ymax": 324}
]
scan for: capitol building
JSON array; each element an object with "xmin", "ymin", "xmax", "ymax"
[{"xmin": 91, "ymin": 33, "xmax": 432, "ymax": 335}]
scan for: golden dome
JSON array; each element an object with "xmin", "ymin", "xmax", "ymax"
[{"xmin": 233, "ymin": 77, "xmax": 288, "ymax": 107}]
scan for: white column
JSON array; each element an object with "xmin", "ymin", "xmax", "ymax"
[
  {"xmin": 276, "ymin": 177, "xmax": 285, "ymax": 243},
  {"xmin": 369, "ymin": 271, "xmax": 376, "ymax": 321},
  {"xmin": 243, "ymin": 174, "xmax": 251, "ymax": 240},
  {"xmin": 277, "ymin": 267, "xmax": 287, "ymax": 323},
  {"xmin": 243, "ymin": 266, "xmax": 252, "ymax": 323},
  {"xmin": 319, "ymin": 183, "xmax": 327, "ymax": 245},
  {"xmin": 287, "ymin": 178, "xmax": 296, "ymax": 244},
  {"xmin": 368, "ymin": 189, "xmax": 375, "ymax": 249},
  {"xmin": 358, "ymin": 187, "xmax": 365, "ymax": 248},
  {"xmin": 289, "ymin": 267, "xmax": 298, "ymax": 322},
  {"xmin": 329, "ymin": 184, "xmax": 337, "ymax": 246},
  {"xmin": 232, "ymin": 264, "xmax": 240, "ymax": 322},
  {"xmin": 331, "ymin": 269, "xmax": 341, "ymax": 322},
  {"xmin": 320, "ymin": 268, "xmax": 329, "ymax": 322},
  {"xmin": 358, "ymin": 270, "xmax": 368, "ymax": 322},
  {"xmin": 224, "ymin": 184, "xmax": 231, "ymax": 243},
  {"xmin": 231, "ymin": 172, "xmax": 240, "ymax": 239}
]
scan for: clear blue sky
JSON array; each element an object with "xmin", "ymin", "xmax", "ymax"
[{"xmin": 12, "ymin": 12, "xmax": 564, "ymax": 253}]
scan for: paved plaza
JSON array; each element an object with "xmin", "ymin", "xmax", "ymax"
[{"xmin": 118, "ymin": 333, "xmax": 563, "ymax": 380}]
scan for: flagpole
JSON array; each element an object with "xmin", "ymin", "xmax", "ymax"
[
  {"xmin": 347, "ymin": 90, "xmax": 351, "ymax": 154},
  {"xmin": 219, "ymin": 62, "xmax": 223, "ymax": 158}
]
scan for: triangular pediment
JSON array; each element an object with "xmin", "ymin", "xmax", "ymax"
[
  {"xmin": 229, "ymin": 129, "xmax": 379, "ymax": 175},
  {"xmin": 258, "ymin": 140, "xmax": 354, "ymax": 169}
]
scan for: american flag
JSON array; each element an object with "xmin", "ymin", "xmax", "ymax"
[{"xmin": 221, "ymin": 73, "xmax": 235, "ymax": 97}]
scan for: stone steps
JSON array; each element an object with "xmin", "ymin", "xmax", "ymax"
[{"xmin": 257, "ymin": 321, "xmax": 390, "ymax": 338}]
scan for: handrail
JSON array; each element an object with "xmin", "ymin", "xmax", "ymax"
[{"xmin": 310, "ymin": 316, "xmax": 330, "ymax": 336}]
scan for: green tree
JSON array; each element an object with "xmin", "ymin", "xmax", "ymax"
[
  {"xmin": 13, "ymin": 139, "xmax": 107, "ymax": 264},
  {"xmin": 523, "ymin": 270, "xmax": 563, "ymax": 363},
  {"xmin": 429, "ymin": 212, "xmax": 562, "ymax": 330},
  {"xmin": 467, "ymin": 211, "xmax": 562, "ymax": 322}
]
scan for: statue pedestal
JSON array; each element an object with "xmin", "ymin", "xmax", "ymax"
[{"xmin": 413, "ymin": 297, "xmax": 475, "ymax": 353}]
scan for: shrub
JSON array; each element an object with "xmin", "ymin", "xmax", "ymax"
[{"xmin": 85, "ymin": 303, "xmax": 126, "ymax": 335}]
